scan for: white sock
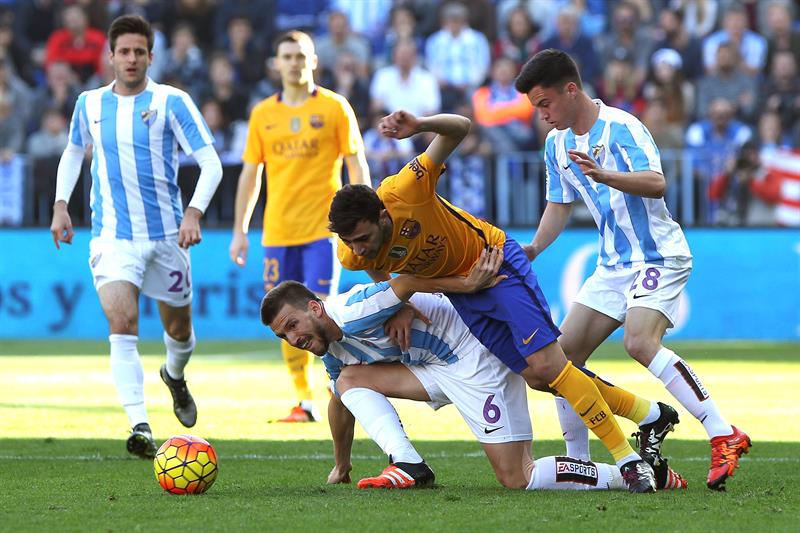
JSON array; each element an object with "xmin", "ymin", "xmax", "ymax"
[
  {"xmin": 554, "ymin": 396, "xmax": 591, "ymax": 460},
  {"xmin": 526, "ymin": 456, "xmax": 624, "ymax": 491},
  {"xmin": 340, "ymin": 388, "xmax": 423, "ymax": 464},
  {"xmin": 648, "ymin": 347, "xmax": 733, "ymax": 439},
  {"xmin": 640, "ymin": 401, "xmax": 661, "ymax": 426},
  {"xmin": 300, "ymin": 399, "xmax": 321, "ymax": 420},
  {"xmin": 109, "ymin": 334, "xmax": 148, "ymax": 427},
  {"xmin": 164, "ymin": 330, "xmax": 195, "ymax": 380}
]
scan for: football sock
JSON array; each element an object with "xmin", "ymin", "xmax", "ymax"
[
  {"xmin": 281, "ymin": 341, "xmax": 314, "ymax": 402},
  {"xmin": 109, "ymin": 334, "xmax": 148, "ymax": 427},
  {"xmin": 164, "ymin": 329, "xmax": 195, "ymax": 380},
  {"xmin": 549, "ymin": 361, "xmax": 640, "ymax": 466},
  {"xmin": 648, "ymin": 347, "xmax": 733, "ymax": 439},
  {"xmin": 526, "ymin": 456, "xmax": 624, "ymax": 491},
  {"xmin": 340, "ymin": 387, "xmax": 423, "ymax": 464},
  {"xmin": 554, "ymin": 396, "xmax": 590, "ymax": 461},
  {"xmin": 579, "ymin": 366, "xmax": 652, "ymax": 424}
]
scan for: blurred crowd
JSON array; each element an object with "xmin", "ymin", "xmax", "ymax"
[{"xmin": 0, "ymin": 0, "xmax": 798, "ymax": 227}]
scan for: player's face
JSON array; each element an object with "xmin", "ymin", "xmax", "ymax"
[
  {"xmin": 338, "ymin": 217, "xmax": 388, "ymax": 259},
  {"xmin": 526, "ymin": 82, "xmax": 578, "ymax": 130},
  {"xmin": 110, "ymin": 33, "xmax": 151, "ymax": 94},
  {"xmin": 270, "ymin": 301, "xmax": 330, "ymax": 356},
  {"xmin": 275, "ymin": 41, "xmax": 317, "ymax": 87}
]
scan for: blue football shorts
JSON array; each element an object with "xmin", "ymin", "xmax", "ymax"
[{"xmin": 263, "ymin": 237, "xmax": 339, "ymax": 296}]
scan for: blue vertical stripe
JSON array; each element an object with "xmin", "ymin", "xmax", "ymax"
[
  {"xmin": 544, "ymin": 136, "xmax": 566, "ymax": 200},
  {"xmin": 610, "ymin": 122, "xmax": 651, "ymax": 172},
  {"xmin": 345, "ymin": 281, "xmax": 391, "ymax": 305},
  {"xmin": 90, "ymin": 147, "xmax": 102, "ymax": 236},
  {"xmin": 133, "ymin": 91, "xmax": 164, "ymax": 239},
  {"xmin": 168, "ymin": 94, "xmax": 209, "ymax": 152},
  {"xmin": 409, "ymin": 330, "xmax": 458, "ymax": 364},
  {"xmin": 70, "ymin": 94, "xmax": 86, "ymax": 146},
  {"xmin": 100, "ymin": 91, "xmax": 132, "ymax": 239},
  {"xmin": 623, "ymin": 195, "xmax": 664, "ymax": 264},
  {"xmin": 163, "ymin": 96, "xmax": 182, "ymax": 227}
]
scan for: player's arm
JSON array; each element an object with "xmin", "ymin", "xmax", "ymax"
[
  {"xmin": 50, "ymin": 142, "xmax": 85, "ymax": 249},
  {"xmin": 343, "ymin": 152, "xmax": 371, "ymax": 187},
  {"xmin": 380, "ymin": 111, "xmax": 470, "ymax": 166},
  {"xmin": 180, "ymin": 145, "xmax": 223, "ymax": 248},
  {"xmin": 525, "ymin": 201, "xmax": 573, "ymax": 261},
  {"xmin": 229, "ymin": 162, "xmax": 262, "ymax": 266},
  {"xmin": 569, "ymin": 148, "xmax": 666, "ymax": 198},
  {"xmin": 327, "ymin": 393, "xmax": 355, "ymax": 484}
]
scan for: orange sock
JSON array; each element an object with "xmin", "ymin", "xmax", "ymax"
[
  {"xmin": 550, "ymin": 362, "xmax": 637, "ymax": 463},
  {"xmin": 281, "ymin": 341, "xmax": 314, "ymax": 402}
]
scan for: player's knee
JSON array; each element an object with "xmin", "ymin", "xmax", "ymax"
[
  {"xmin": 494, "ymin": 468, "xmax": 528, "ymax": 489},
  {"xmin": 623, "ymin": 333, "xmax": 659, "ymax": 363},
  {"xmin": 164, "ymin": 321, "xmax": 192, "ymax": 342},
  {"xmin": 335, "ymin": 366, "xmax": 358, "ymax": 393},
  {"xmin": 107, "ymin": 313, "xmax": 138, "ymax": 334}
]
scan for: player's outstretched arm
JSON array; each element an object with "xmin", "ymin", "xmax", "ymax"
[
  {"xmin": 229, "ymin": 162, "xmax": 262, "ymax": 266},
  {"xmin": 380, "ymin": 111, "xmax": 470, "ymax": 166},
  {"xmin": 525, "ymin": 202, "xmax": 573, "ymax": 261},
  {"xmin": 327, "ymin": 394, "xmax": 354, "ymax": 484}
]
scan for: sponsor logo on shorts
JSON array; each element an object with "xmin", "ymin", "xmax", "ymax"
[
  {"xmin": 399, "ymin": 220, "xmax": 421, "ymax": 239},
  {"xmin": 521, "ymin": 328, "xmax": 539, "ymax": 345},
  {"xmin": 317, "ymin": 279, "xmax": 332, "ymax": 286},
  {"xmin": 555, "ymin": 456, "xmax": 599, "ymax": 486},
  {"xmin": 90, "ymin": 253, "xmax": 102, "ymax": 269},
  {"xmin": 388, "ymin": 246, "xmax": 408, "ymax": 259},
  {"xmin": 310, "ymin": 114, "xmax": 324, "ymax": 129},
  {"xmin": 483, "ymin": 426, "xmax": 504, "ymax": 434}
]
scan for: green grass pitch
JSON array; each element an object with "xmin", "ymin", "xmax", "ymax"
[{"xmin": 1, "ymin": 340, "xmax": 798, "ymax": 532}]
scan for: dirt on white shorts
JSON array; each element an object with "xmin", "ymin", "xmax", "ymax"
[
  {"xmin": 575, "ymin": 262, "xmax": 691, "ymax": 327},
  {"xmin": 88, "ymin": 236, "xmax": 192, "ymax": 307},
  {"xmin": 408, "ymin": 350, "xmax": 533, "ymax": 444}
]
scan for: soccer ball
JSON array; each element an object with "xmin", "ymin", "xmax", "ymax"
[{"xmin": 153, "ymin": 435, "xmax": 218, "ymax": 494}]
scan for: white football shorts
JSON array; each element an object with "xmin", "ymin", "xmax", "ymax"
[
  {"xmin": 575, "ymin": 263, "xmax": 691, "ymax": 327},
  {"xmin": 408, "ymin": 349, "xmax": 533, "ymax": 444},
  {"xmin": 88, "ymin": 236, "xmax": 192, "ymax": 307}
]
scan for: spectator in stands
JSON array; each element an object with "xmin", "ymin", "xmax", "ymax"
[
  {"xmin": 643, "ymin": 48, "xmax": 694, "ymax": 128},
  {"xmin": 44, "ymin": 4, "xmax": 106, "ymax": 84},
  {"xmin": 26, "ymin": 107, "xmax": 67, "ymax": 160},
  {"xmin": 472, "ymin": 56, "xmax": 535, "ymax": 154},
  {"xmin": 315, "ymin": 10, "xmax": 372, "ymax": 79},
  {"xmin": 493, "ymin": 6, "xmax": 541, "ymax": 67},
  {"xmin": 758, "ymin": 51, "xmax": 800, "ymax": 140},
  {"xmin": 0, "ymin": 20, "xmax": 34, "ymax": 87},
  {"xmin": 213, "ymin": 0, "xmax": 275, "ymax": 52},
  {"xmin": 28, "ymin": 61, "xmax": 81, "ymax": 135},
  {"xmin": 370, "ymin": 38, "xmax": 440, "ymax": 119},
  {"xmin": 199, "ymin": 99, "xmax": 246, "ymax": 167},
  {"xmin": 596, "ymin": 1, "xmax": 654, "ymax": 89},
  {"xmin": 762, "ymin": 1, "xmax": 800, "ymax": 76},
  {"xmin": 203, "ymin": 53, "xmax": 249, "ymax": 123},
  {"xmin": 163, "ymin": 23, "xmax": 207, "ymax": 102},
  {"xmin": 223, "ymin": 15, "xmax": 267, "ymax": 88},
  {"xmin": 0, "ymin": 58, "xmax": 30, "ymax": 129},
  {"xmin": 652, "ymin": 6, "xmax": 703, "ymax": 81},
  {"xmin": 330, "ymin": 0, "xmax": 392, "ymax": 52},
  {"xmin": 171, "ymin": 0, "xmax": 216, "ymax": 51},
  {"xmin": 249, "ymin": 57, "xmax": 280, "ymax": 110},
  {"xmin": 495, "ymin": 0, "xmax": 606, "ymax": 43},
  {"xmin": 375, "ymin": 5, "xmax": 423, "ymax": 69},
  {"xmin": 696, "ymin": 42, "xmax": 758, "ymax": 124},
  {"xmin": 323, "ymin": 50, "xmax": 371, "ymax": 131},
  {"xmin": 597, "ymin": 48, "xmax": 646, "ymax": 117},
  {"xmin": 642, "ymin": 98, "xmax": 684, "ymax": 150},
  {"xmin": 274, "ymin": 0, "xmax": 328, "ymax": 35},
  {"xmin": 0, "ymin": 92, "xmax": 24, "ymax": 226},
  {"xmin": 539, "ymin": 6, "xmax": 599, "ymax": 90},
  {"xmin": 14, "ymin": 0, "xmax": 58, "ymax": 60},
  {"xmin": 714, "ymin": 140, "xmax": 770, "ymax": 226},
  {"xmin": 440, "ymin": 0, "xmax": 497, "ymax": 43},
  {"xmin": 362, "ymin": 109, "xmax": 415, "ymax": 188},
  {"xmin": 670, "ymin": 0, "xmax": 719, "ymax": 39},
  {"xmin": 424, "ymin": 2, "xmax": 491, "ymax": 112},
  {"xmin": 702, "ymin": 3, "xmax": 767, "ymax": 76}
]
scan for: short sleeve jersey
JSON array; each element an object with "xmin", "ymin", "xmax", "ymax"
[
  {"xmin": 243, "ymin": 86, "xmax": 364, "ymax": 246},
  {"xmin": 544, "ymin": 100, "xmax": 691, "ymax": 268},
  {"xmin": 337, "ymin": 152, "xmax": 506, "ymax": 277}
]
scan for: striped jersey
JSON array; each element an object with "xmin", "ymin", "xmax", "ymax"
[
  {"xmin": 321, "ymin": 282, "xmax": 485, "ymax": 385},
  {"xmin": 68, "ymin": 78, "xmax": 214, "ymax": 240},
  {"xmin": 545, "ymin": 100, "xmax": 692, "ymax": 268}
]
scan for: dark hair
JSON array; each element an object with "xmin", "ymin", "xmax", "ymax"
[
  {"xmin": 514, "ymin": 48, "xmax": 582, "ymax": 94},
  {"xmin": 273, "ymin": 30, "xmax": 315, "ymax": 54},
  {"xmin": 328, "ymin": 184, "xmax": 384, "ymax": 235},
  {"xmin": 260, "ymin": 281, "xmax": 320, "ymax": 326},
  {"xmin": 108, "ymin": 15, "xmax": 154, "ymax": 53}
]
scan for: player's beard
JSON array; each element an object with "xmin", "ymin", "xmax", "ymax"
[{"xmin": 308, "ymin": 321, "xmax": 330, "ymax": 356}]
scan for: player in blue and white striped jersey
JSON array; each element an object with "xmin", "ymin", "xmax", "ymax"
[
  {"xmin": 260, "ymin": 249, "xmax": 662, "ymax": 492},
  {"xmin": 515, "ymin": 49, "xmax": 749, "ymax": 491},
  {"xmin": 49, "ymin": 16, "xmax": 223, "ymax": 459}
]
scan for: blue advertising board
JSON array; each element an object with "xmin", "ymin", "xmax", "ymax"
[{"xmin": 0, "ymin": 228, "xmax": 797, "ymax": 340}]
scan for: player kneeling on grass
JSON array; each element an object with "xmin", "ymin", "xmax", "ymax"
[{"xmin": 261, "ymin": 249, "xmax": 687, "ymax": 491}]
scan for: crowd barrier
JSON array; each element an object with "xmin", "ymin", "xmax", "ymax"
[{"xmin": 0, "ymin": 228, "xmax": 797, "ymax": 341}]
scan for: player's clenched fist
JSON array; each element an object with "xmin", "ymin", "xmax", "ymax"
[{"xmin": 379, "ymin": 110, "xmax": 419, "ymax": 140}]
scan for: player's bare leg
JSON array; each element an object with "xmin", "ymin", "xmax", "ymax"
[
  {"xmin": 625, "ymin": 306, "xmax": 750, "ymax": 490},
  {"xmin": 157, "ymin": 301, "xmax": 197, "ymax": 428},
  {"xmin": 98, "ymin": 281, "xmax": 155, "ymax": 458}
]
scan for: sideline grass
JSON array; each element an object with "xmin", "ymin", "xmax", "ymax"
[{"xmin": 1, "ymin": 341, "xmax": 798, "ymax": 531}]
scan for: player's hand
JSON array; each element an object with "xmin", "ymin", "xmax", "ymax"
[
  {"xmin": 50, "ymin": 201, "xmax": 74, "ymax": 250},
  {"xmin": 463, "ymin": 246, "xmax": 507, "ymax": 292},
  {"xmin": 229, "ymin": 231, "xmax": 249, "ymax": 267},
  {"xmin": 385, "ymin": 302, "xmax": 432, "ymax": 351},
  {"xmin": 379, "ymin": 110, "xmax": 419, "ymax": 140},
  {"xmin": 178, "ymin": 207, "xmax": 203, "ymax": 248},
  {"xmin": 567, "ymin": 150, "xmax": 608, "ymax": 183},
  {"xmin": 327, "ymin": 463, "xmax": 352, "ymax": 484}
]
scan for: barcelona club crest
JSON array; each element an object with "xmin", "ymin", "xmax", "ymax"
[
  {"xmin": 399, "ymin": 219, "xmax": 421, "ymax": 239},
  {"xmin": 310, "ymin": 114, "xmax": 324, "ymax": 129},
  {"xmin": 140, "ymin": 109, "xmax": 157, "ymax": 126},
  {"xmin": 290, "ymin": 117, "xmax": 301, "ymax": 133}
]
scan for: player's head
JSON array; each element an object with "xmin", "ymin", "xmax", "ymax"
[
  {"xmin": 108, "ymin": 15, "xmax": 153, "ymax": 91},
  {"xmin": 328, "ymin": 185, "xmax": 392, "ymax": 259},
  {"xmin": 515, "ymin": 49, "xmax": 582, "ymax": 130},
  {"xmin": 261, "ymin": 281, "xmax": 332, "ymax": 356},
  {"xmin": 273, "ymin": 31, "xmax": 317, "ymax": 88}
]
